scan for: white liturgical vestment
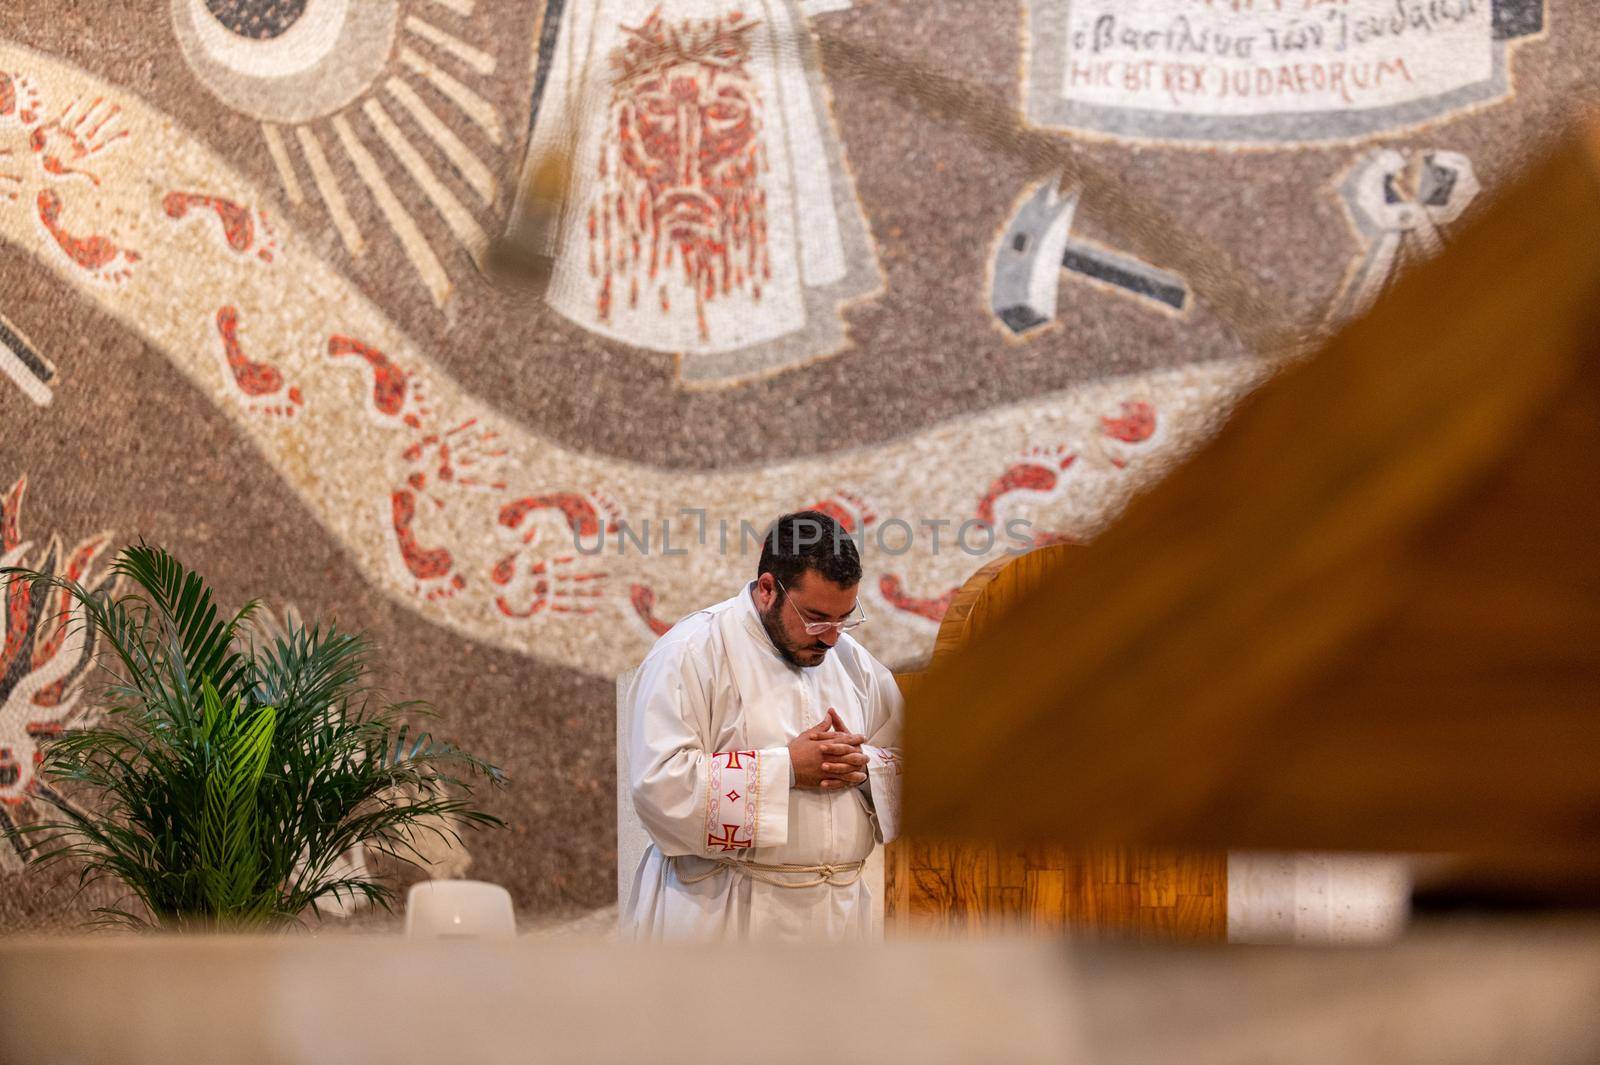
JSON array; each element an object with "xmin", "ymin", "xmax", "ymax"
[{"xmin": 622, "ymin": 583, "xmax": 904, "ymax": 942}]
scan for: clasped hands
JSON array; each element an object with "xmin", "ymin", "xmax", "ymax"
[{"xmin": 788, "ymin": 707, "xmax": 870, "ymax": 791}]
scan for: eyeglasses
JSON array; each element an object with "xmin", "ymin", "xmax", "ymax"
[{"xmin": 774, "ymin": 577, "xmax": 867, "ymax": 635}]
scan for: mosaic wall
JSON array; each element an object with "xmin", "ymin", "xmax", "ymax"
[{"xmin": 0, "ymin": 0, "xmax": 1585, "ymax": 929}]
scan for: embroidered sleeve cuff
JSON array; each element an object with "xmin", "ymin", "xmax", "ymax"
[
  {"xmin": 861, "ymin": 745, "xmax": 903, "ymax": 844},
  {"xmin": 757, "ymin": 745, "xmax": 792, "ymax": 848},
  {"xmin": 703, "ymin": 747, "xmax": 790, "ymax": 854}
]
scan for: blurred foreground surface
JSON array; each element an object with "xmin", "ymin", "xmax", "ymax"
[{"xmin": 2, "ymin": 918, "xmax": 1598, "ymax": 1065}]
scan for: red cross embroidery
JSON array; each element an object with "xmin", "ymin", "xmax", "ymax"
[
  {"xmin": 725, "ymin": 789, "xmax": 741, "ymax": 803},
  {"xmin": 707, "ymin": 824, "xmax": 751, "ymax": 851},
  {"xmin": 719, "ymin": 750, "xmax": 750, "ymax": 770}
]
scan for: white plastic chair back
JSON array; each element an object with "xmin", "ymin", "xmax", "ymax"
[{"xmin": 404, "ymin": 880, "xmax": 516, "ymax": 939}]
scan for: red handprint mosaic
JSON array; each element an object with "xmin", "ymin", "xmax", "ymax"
[{"xmin": 27, "ymin": 95, "xmax": 127, "ymax": 186}]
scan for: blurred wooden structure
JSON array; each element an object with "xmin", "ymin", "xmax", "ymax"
[
  {"xmin": 7, "ymin": 922, "xmax": 1600, "ymax": 1065},
  {"xmin": 887, "ymin": 551, "xmax": 1227, "ymax": 939},
  {"xmin": 902, "ymin": 124, "xmax": 1600, "ymax": 897}
]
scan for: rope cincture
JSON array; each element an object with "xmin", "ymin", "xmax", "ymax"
[{"xmin": 674, "ymin": 855, "xmax": 867, "ymax": 890}]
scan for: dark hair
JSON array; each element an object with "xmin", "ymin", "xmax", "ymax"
[{"xmin": 758, "ymin": 510, "xmax": 862, "ymax": 594}]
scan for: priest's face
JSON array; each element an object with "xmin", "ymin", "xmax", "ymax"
[{"xmin": 756, "ymin": 570, "xmax": 858, "ymax": 669}]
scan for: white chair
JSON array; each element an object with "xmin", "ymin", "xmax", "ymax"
[{"xmin": 403, "ymin": 880, "xmax": 516, "ymax": 939}]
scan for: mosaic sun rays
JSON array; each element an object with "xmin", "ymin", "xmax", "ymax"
[{"xmin": 173, "ymin": 0, "xmax": 508, "ymax": 309}]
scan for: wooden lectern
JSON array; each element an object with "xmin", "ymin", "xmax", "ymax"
[{"xmin": 892, "ymin": 121, "xmax": 1600, "ymax": 921}]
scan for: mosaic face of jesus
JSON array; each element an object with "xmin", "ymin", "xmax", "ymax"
[
  {"xmin": 616, "ymin": 53, "xmax": 760, "ymax": 246},
  {"xmin": 592, "ymin": 11, "xmax": 770, "ymax": 339}
]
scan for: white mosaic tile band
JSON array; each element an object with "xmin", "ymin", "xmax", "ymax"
[{"xmin": 0, "ymin": 43, "xmax": 1266, "ymax": 677}]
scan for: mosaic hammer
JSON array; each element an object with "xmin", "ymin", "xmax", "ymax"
[{"xmin": 992, "ymin": 176, "xmax": 1189, "ymax": 336}]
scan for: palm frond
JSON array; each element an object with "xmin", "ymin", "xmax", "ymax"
[{"xmin": 112, "ymin": 543, "xmax": 259, "ymax": 702}]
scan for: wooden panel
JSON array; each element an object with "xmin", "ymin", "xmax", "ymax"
[
  {"xmin": 882, "ymin": 670, "xmax": 925, "ymax": 930},
  {"xmin": 1175, "ymin": 891, "xmax": 1227, "ymax": 940},
  {"xmin": 1136, "ymin": 850, "xmax": 1178, "ymax": 908},
  {"xmin": 886, "ymin": 837, "xmax": 1226, "ymax": 941},
  {"xmin": 1024, "ymin": 869, "xmax": 1067, "ymax": 932},
  {"xmin": 947, "ymin": 846, "xmax": 985, "ymax": 935},
  {"xmin": 989, "ymin": 844, "xmax": 1028, "ymax": 933},
  {"xmin": 890, "ymin": 560, "xmax": 1228, "ymax": 939}
]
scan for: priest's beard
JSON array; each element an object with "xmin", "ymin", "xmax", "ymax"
[{"xmin": 758, "ymin": 599, "xmax": 830, "ymax": 669}]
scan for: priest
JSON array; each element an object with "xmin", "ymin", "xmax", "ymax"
[{"xmin": 622, "ymin": 510, "xmax": 904, "ymax": 941}]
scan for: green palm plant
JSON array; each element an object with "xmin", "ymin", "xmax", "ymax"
[{"xmin": 0, "ymin": 543, "xmax": 506, "ymax": 930}]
